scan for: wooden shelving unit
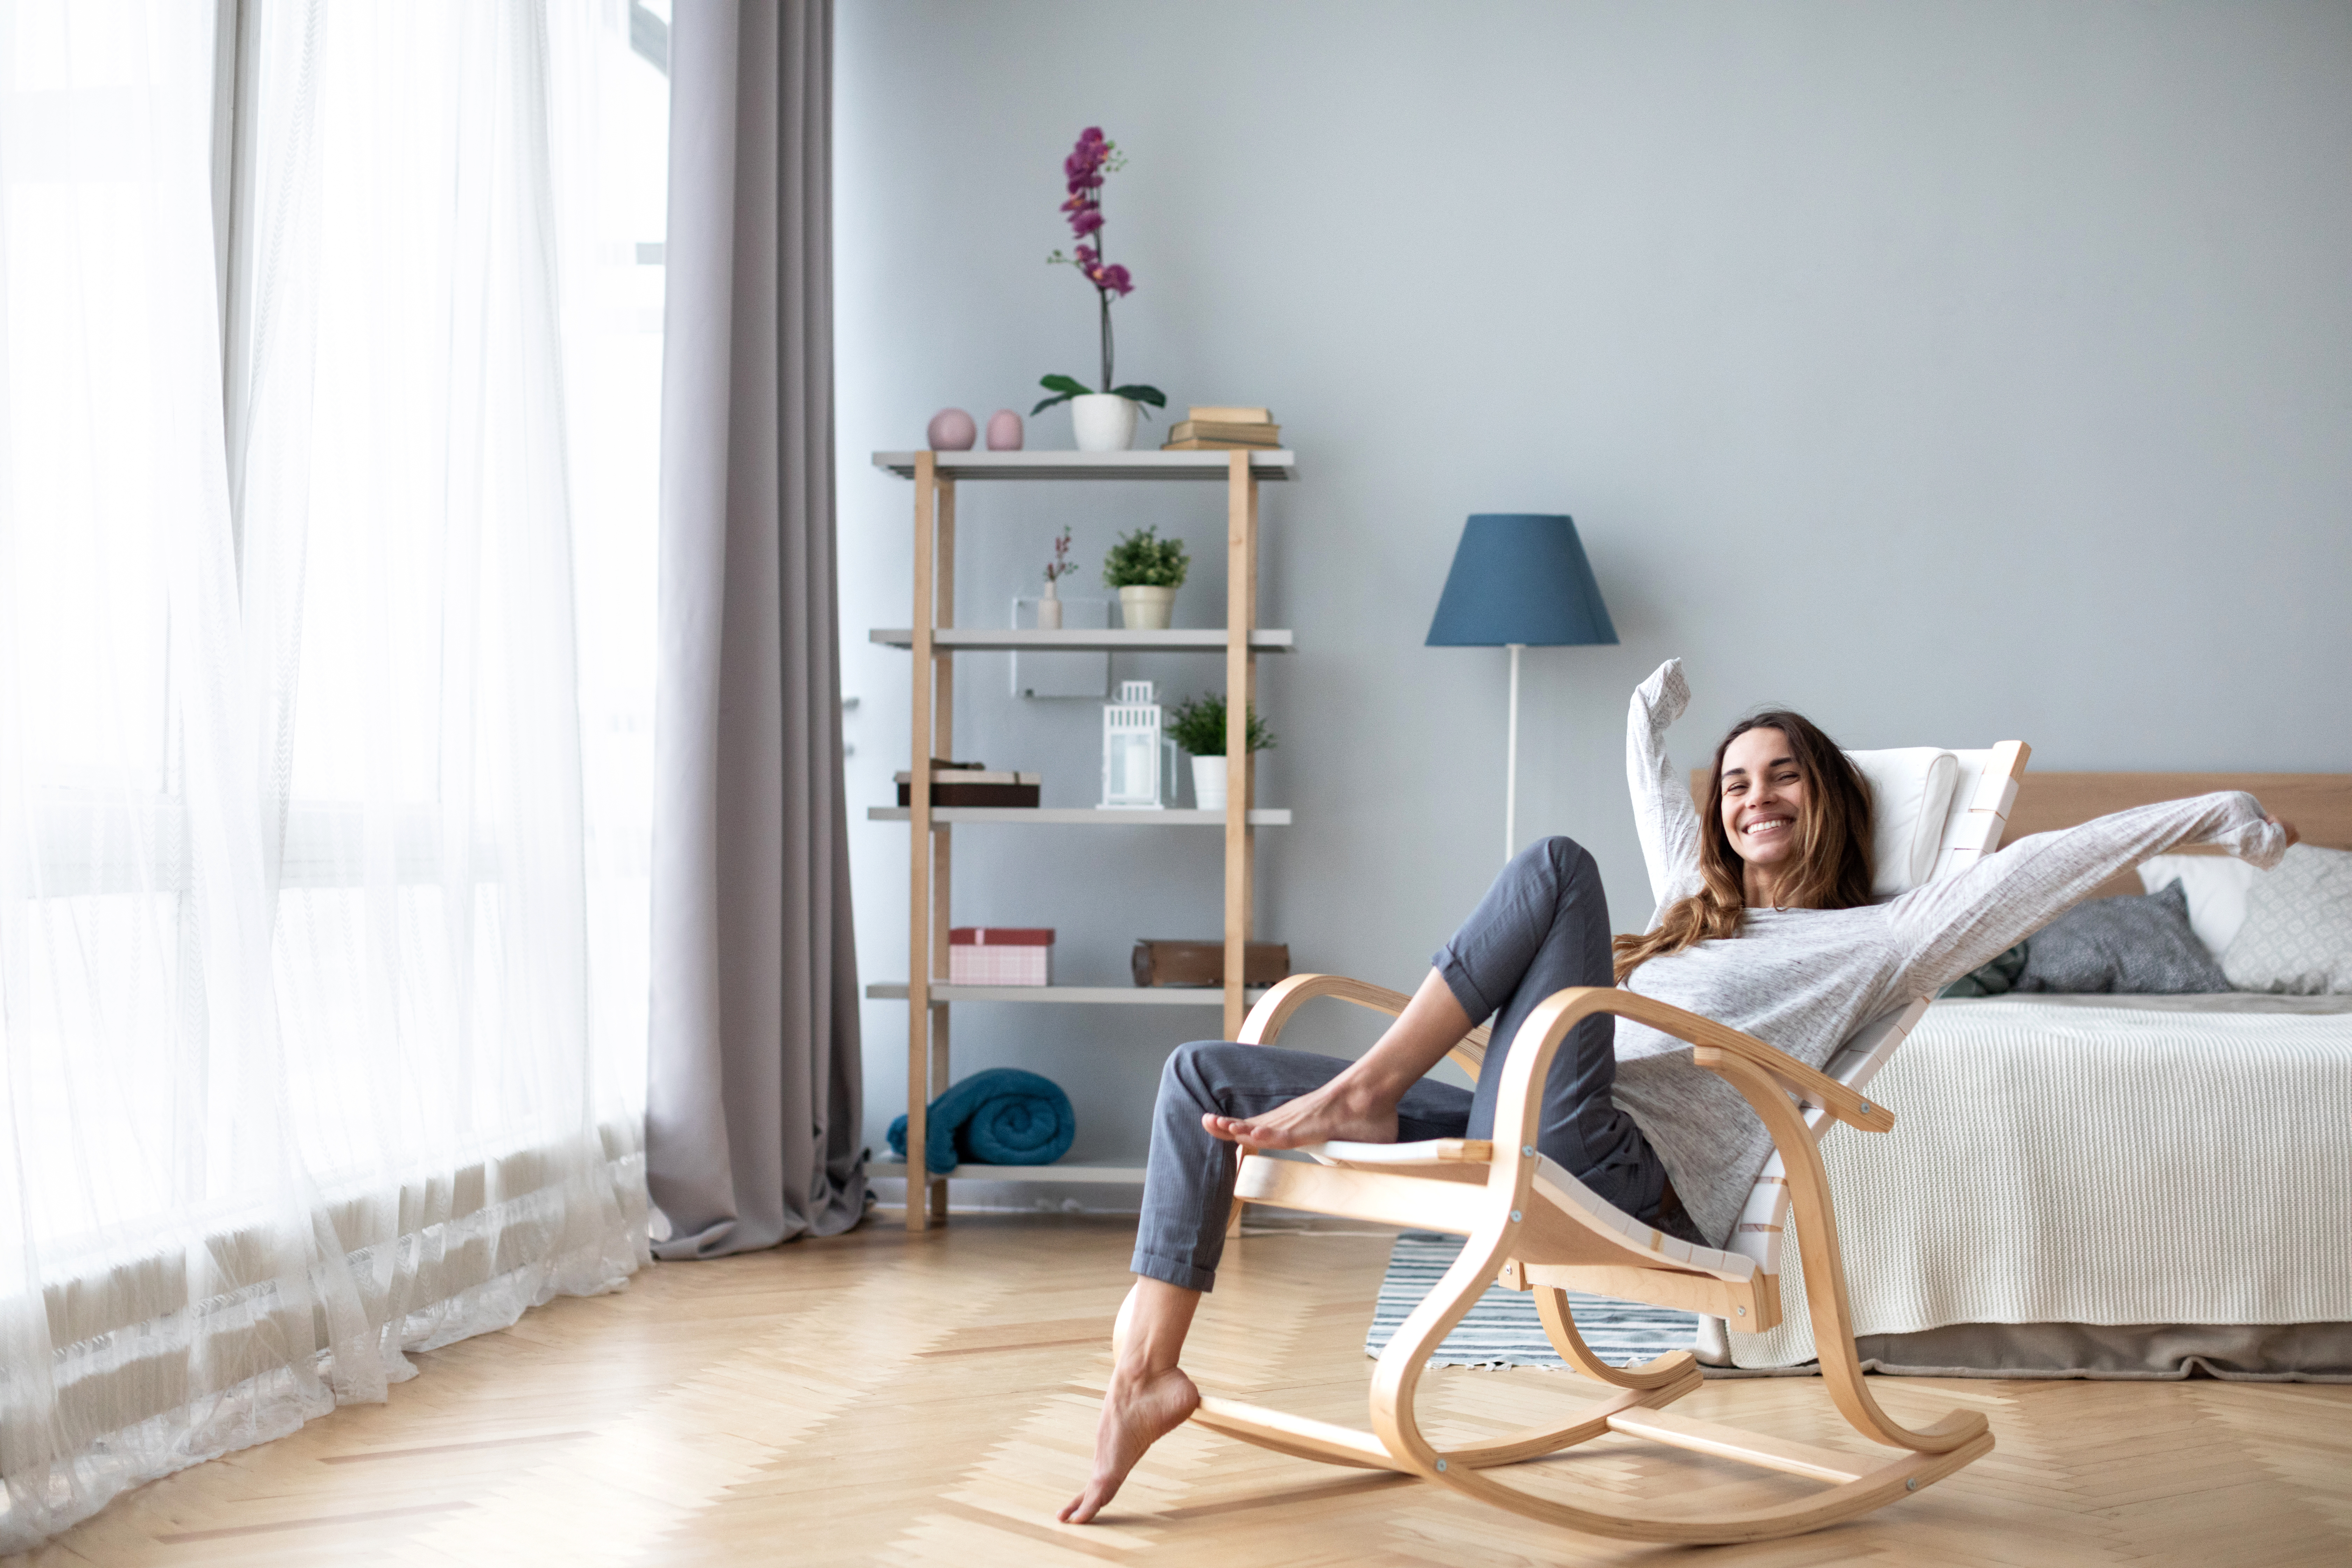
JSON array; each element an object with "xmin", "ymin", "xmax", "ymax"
[{"xmin": 875, "ymin": 447, "xmax": 1295, "ymax": 1229}]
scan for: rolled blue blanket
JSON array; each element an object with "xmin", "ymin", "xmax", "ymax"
[{"xmin": 887, "ymin": 1067, "xmax": 1076, "ymax": 1174}]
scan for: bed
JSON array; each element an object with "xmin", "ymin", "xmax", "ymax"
[{"xmin": 1704, "ymin": 771, "xmax": 2352, "ymax": 1381}]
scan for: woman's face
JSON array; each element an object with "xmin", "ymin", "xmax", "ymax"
[{"xmin": 1719, "ymin": 727, "xmax": 1808, "ymax": 868}]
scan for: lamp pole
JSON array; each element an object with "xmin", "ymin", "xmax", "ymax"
[{"xmin": 1504, "ymin": 642, "xmax": 1523, "ymax": 864}]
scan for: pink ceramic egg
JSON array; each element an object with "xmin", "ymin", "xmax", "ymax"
[
  {"xmin": 926, "ymin": 407, "xmax": 977, "ymax": 450},
  {"xmin": 985, "ymin": 409, "xmax": 1025, "ymax": 450}
]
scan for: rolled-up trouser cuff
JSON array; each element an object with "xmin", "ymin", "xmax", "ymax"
[
  {"xmin": 1130, "ymin": 1246, "xmax": 1219, "ymax": 1293},
  {"xmin": 1434, "ymin": 947, "xmax": 1495, "ymax": 1029}
]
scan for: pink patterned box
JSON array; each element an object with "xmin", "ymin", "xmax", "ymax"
[{"xmin": 948, "ymin": 927, "xmax": 1053, "ymax": 986}]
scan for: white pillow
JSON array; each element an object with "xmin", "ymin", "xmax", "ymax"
[
  {"xmin": 2138, "ymin": 854, "xmax": 2262, "ymax": 959},
  {"xmin": 2221, "ymin": 845, "xmax": 2352, "ymax": 995},
  {"xmin": 1847, "ymin": 748, "xmax": 1960, "ymax": 897}
]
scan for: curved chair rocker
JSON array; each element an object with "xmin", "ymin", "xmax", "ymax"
[{"xmin": 1193, "ymin": 741, "xmax": 2029, "ymax": 1546}]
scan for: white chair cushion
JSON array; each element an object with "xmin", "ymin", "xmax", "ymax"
[{"xmin": 1846, "ymin": 748, "xmax": 1959, "ymax": 897}]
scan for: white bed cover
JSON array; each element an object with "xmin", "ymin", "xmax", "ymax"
[{"xmin": 1731, "ymin": 993, "xmax": 2352, "ymax": 1370}]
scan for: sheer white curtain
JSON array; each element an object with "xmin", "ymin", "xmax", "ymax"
[{"xmin": 0, "ymin": 0, "xmax": 659, "ymax": 1548}]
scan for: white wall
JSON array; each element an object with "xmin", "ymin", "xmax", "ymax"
[{"xmin": 833, "ymin": 1, "xmax": 2352, "ymax": 1190}]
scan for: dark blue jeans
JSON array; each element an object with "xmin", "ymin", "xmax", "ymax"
[{"xmin": 1131, "ymin": 836, "xmax": 1673, "ymax": 1291}]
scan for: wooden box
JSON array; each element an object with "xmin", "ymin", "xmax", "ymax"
[{"xmin": 1132, "ymin": 939, "xmax": 1290, "ymax": 988}]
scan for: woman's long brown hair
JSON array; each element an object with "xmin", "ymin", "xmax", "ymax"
[{"xmin": 1610, "ymin": 710, "xmax": 1874, "ymax": 982}]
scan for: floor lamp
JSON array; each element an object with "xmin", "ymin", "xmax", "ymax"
[{"xmin": 1425, "ymin": 514, "xmax": 1619, "ymax": 863}]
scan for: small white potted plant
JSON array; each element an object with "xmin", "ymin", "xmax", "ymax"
[
  {"xmin": 1167, "ymin": 692, "xmax": 1275, "ymax": 811},
  {"xmin": 1037, "ymin": 526, "xmax": 1076, "ymax": 629},
  {"xmin": 1102, "ymin": 526, "xmax": 1188, "ymax": 630},
  {"xmin": 1030, "ymin": 126, "xmax": 1164, "ymax": 451}
]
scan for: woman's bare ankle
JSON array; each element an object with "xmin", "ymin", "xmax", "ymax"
[
  {"xmin": 1110, "ymin": 1353, "xmax": 1183, "ymax": 1389},
  {"xmin": 1310, "ymin": 1075, "xmax": 1402, "ymax": 1140}
]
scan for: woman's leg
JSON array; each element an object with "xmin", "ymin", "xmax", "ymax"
[
  {"xmin": 1063, "ymin": 1038, "xmax": 1473, "ymax": 1524},
  {"xmin": 1437, "ymin": 835, "xmax": 1671, "ymax": 1225}
]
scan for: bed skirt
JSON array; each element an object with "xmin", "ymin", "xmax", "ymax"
[{"xmin": 1700, "ymin": 1318, "xmax": 2352, "ymax": 1383}]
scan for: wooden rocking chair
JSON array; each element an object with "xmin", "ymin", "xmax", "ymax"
[{"xmin": 1196, "ymin": 740, "xmax": 2030, "ymax": 1545}]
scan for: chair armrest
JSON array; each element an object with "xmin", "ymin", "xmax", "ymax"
[
  {"xmin": 1236, "ymin": 973, "xmax": 1492, "ymax": 1077},
  {"xmin": 1601, "ymin": 992, "xmax": 1893, "ymax": 1134},
  {"xmin": 1236, "ymin": 974, "xmax": 1408, "ymax": 1044}
]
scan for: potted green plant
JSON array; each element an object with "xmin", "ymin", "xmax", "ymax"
[
  {"xmin": 1101, "ymin": 525, "xmax": 1189, "ymax": 629},
  {"xmin": 1166, "ymin": 692, "xmax": 1274, "ymax": 810}
]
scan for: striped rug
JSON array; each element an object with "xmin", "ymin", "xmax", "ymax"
[{"xmin": 1366, "ymin": 1231, "xmax": 1699, "ymax": 1369}]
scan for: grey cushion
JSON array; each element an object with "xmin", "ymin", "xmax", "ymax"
[
  {"xmin": 2014, "ymin": 881, "xmax": 2232, "ymax": 995},
  {"xmin": 2222, "ymin": 845, "xmax": 2352, "ymax": 995}
]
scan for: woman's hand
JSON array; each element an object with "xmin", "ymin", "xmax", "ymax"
[
  {"xmin": 1639, "ymin": 658, "xmax": 1690, "ymax": 727},
  {"xmin": 2266, "ymin": 813, "xmax": 2301, "ymax": 850}
]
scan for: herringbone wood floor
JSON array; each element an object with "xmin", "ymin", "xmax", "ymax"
[{"xmin": 20, "ymin": 1214, "xmax": 2352, "ymax": 1566}]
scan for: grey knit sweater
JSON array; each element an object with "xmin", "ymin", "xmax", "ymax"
[{"xmin": 1611, "ymin": 659, "xmax": 2289, "ymax": 1248}]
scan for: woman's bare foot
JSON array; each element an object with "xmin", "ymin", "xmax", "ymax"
[
  {"xmin": 1201, "ymin": 1075, "xmax": 1397, "ymax": 1150},
  {"xmin": 1058, "ymin": 1362, "xmax": 1200, "ymax": 1524},
  {"xmin": 1201, "ymin": 967, "xmax": 1472, "ymax": 1151}
]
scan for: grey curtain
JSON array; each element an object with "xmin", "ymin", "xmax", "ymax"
[{"xmin": 646, "ymin": 0, "xmax": 865, "ymax": 1259}]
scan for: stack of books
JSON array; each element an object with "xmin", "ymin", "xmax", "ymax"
[{"xmin": 1162, "ymin": 406, "xmax": 1282, "ymax": 451}]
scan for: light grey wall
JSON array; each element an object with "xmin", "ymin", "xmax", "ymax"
[{"xmin": 833, "ymin": 1, "xmax": 2352, "ymax": 1194}]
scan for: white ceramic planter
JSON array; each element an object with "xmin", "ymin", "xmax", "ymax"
[
  {"xmin": 1190, "ymin": 755, "xmax": 1227, "ymax": 811},
  {"xmin": 1071, "ymin": 393, "xmax": 1139, "ymax": 452},
  {"xmin": 1118, "ymin": 585, "xmax": 1175, "ymax": 629}
]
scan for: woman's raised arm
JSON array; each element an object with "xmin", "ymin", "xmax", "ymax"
[
  {"xmin": 1889, "ymin": 791, "xmax": 2290, "ymax": 995},
  {"xmin": 1628, "ymin": 658, "xmax": 1703, "ymax": 917}
]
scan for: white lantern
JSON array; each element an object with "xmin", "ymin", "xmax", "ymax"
[{"xmin": 1099, "ymin": 680, "xmax": 1177, "ymax": 809}]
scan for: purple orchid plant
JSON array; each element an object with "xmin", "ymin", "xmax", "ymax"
[{"xmin": 1034, "ymin": 126, "xmax": 1166, "ymax": 418}]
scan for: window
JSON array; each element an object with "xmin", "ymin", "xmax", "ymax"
[{"xmin": 0, "ymin": 0, "xmax": 664, "ymax": 1547}]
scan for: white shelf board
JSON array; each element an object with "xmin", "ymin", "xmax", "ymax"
[
  {"xmin": 868, "ymin": 806, "xmax": 1290, "ymax": 825},
  {"xmin": 870, "ymin": 1157, "xmax": 1147, "ymax": 1184},
  {"xmin": 866, "ymin": 983, "xmax": 1266, "ymax": 1006},
  {"xmin": 874, "ymin": 449, "xmax": 1294, "ymax": 482},
  {"xmin": 869, "ymin": 627, "xmax": 1293, "ymax": 653}
]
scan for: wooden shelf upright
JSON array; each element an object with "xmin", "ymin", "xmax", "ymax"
[{"xmin": 877, "ymin": 447, "xmax": 1296, "ymax": 1230}]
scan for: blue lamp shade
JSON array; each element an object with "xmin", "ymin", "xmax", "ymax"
[{"xmin": 1425, "ymin": 514, "xmax": 1618, "ymax": 648}]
